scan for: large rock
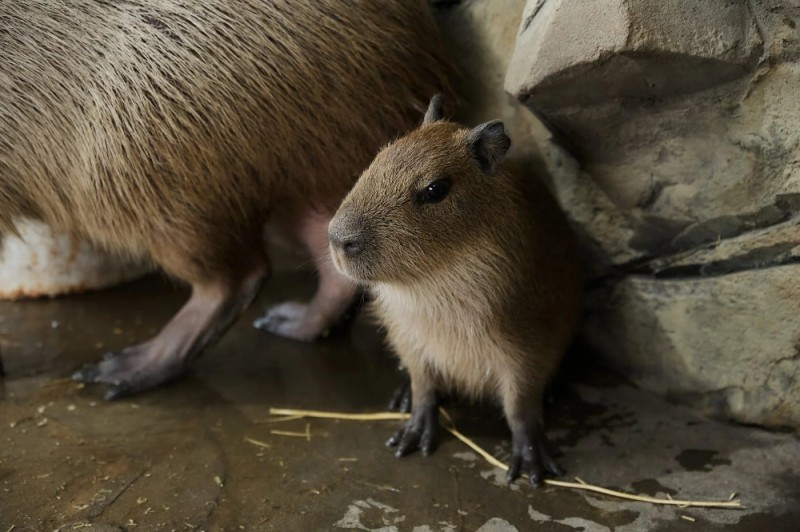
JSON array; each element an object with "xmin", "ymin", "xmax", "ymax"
[
  {"xmin": 505, "ymin": 0, "xmax": 800, "ymax": 427},
  {"xmin": 586, "ymin": 262, "xmax": 800, "ymax": 428},
  {"xmin": 506, "ymin": 0, "xmax": 763, "ymax": 109}
]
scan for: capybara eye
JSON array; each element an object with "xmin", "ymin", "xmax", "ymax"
[{"xmin": 415, "ymin": 178, "xmax": 451, "ymax": 204}]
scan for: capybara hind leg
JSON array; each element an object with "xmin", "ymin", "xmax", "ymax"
[
  {"xmin": 255, "ymin": 210, "xmax": 359, "ymax": 341},
  {"xmin": 74, "ymin": 265, "xmax": 268, "ymax": 399}
]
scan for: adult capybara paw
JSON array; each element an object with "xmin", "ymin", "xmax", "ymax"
[
  {"xmin": 72, "ymin": 343, "xmax": 185, "ymax": 400},
  {"xmin": 253, "ymin": 302, "xmax": 327, "ymax": 341},
  {"xmin": 506, "ymin": 432, "xmax": 564, "ymax": 487},
  {"xmin": 386, "ymin": 404, "xmax": 438, "ymax": 457}
]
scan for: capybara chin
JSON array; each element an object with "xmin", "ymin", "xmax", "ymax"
[
  {"xmin": 328, "ymin": 95, "xmax": 581, "ymax": 487},
  {"xmin": 0, "ymin": 0, "xmax": 451, "ymax": 399}
]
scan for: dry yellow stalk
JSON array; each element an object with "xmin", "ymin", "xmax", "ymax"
[
  {"xmin": 244, "ymin": 436, "xmax": 271, "ymax": 449},
  {"xmin": 267, "ymin": 407, "xmax": 743, "ymax": 510},
  {"xmin": 269, "ymin": 408, "xmax": 409, "ymax": 421}
]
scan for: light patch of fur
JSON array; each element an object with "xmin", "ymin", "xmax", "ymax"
[{"xmin": 373, "ymin": 251, "xmax": 526, "ymax": 399}]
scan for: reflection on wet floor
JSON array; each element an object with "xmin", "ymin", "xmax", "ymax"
[{"xmin": 1, "ymin": 272, "xmax": 799, "ymax": 530}]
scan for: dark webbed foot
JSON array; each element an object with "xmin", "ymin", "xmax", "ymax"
[
  {"xmin": 387, "ymin": 402, "xmax": 439, "ymax": 457},
  {"xmin": 72, "ymin": 341, "xmax": 188, "ymax": 400},
  {"xmin": 387, "ymin": 372, "xmax": 412, "ymax": 413},
  {"xmin": 75, "ymin": 265, "xmax": 268, "ymax": 400},
  {"xmin": 506, "ymin": 425, "xmax": 563, "ymax": 487}
]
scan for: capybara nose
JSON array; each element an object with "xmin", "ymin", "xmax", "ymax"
[
  {"xmin": 342, "ymin": 238, "xmax": 363, "ymax": 256},
  {"xmin": 330, "ymin": 230, "xmax": 365, "ymax": 256},
  {"xmin": 329, "ymin": 216, "xmax": 367, "ymax": 256}
]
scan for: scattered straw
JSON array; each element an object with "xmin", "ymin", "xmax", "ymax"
[
  {"xmin": 269, "ymin": 408, "xmax": 409, "ymax": 421},
  {"xmin": 255, "ymin": 414, "xmax": 306, "ymax": 424},
  {"xmin": 357, "ymin": 480, "xmax": 401, "ymax": 493},
  {"xmin": 269, "ymin": 406, "xmax": 743, "ymax": 510},
  {"xmin": 681, "ymin": 515, "xmax": 696, "ymax": 522},
  {"xmin": 270, "ymin": 430, "xmax": 307, "ymax": 438},
  {"xmin": 244, "ymin": 436, "xmax": 271, "ymax": 449},
  {"xmin": 270, "ymin": 423, "xmax": 312, "ymax": 441}
]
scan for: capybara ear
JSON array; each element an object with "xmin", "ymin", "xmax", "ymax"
[
  {"xmin": 466, "ymin": 120, "xmax": 511, "ymax": 176},
  {"xmin": 423, "ymin": 93, "xmax": 445, "ymax": 124}
]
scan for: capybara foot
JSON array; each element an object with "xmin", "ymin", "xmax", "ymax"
[
  {"xmin": 73, "ymin": 342, "xmax": 188, "ymax": 400},
  {"xmin": 387, "ymin": 402, "xmax": 439, "ymax": 457},
  {"xmin": 506, "ymin": 428, "xmax": 563, "ymax": 487},
  {"xmin": 253, "ymin": 302, "xmax": 328, "ymax": 341}
]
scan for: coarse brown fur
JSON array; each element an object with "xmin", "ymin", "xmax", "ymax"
[
  {"xmin": 0, "ymin": 1, "xmax": 452, "ymax": 398},
  {"xmin": 329, "ymin": 96, "xmax": 581, "ymax": 485}
]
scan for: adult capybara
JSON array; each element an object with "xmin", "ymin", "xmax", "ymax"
[{"xmin": 0, "ymin": 0, "xmax": 451, "ymax": 398}]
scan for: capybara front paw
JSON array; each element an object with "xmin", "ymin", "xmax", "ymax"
[
  {"xmin": 72, "ymin": 343, "xmax": 186, "ymax": 400},
  {"xmin": 386, "ymin": 403, "xmax": 438, "ymax": 457},
  {"xmin": 506, "ymin": 430, "xmax": 563, "ymax": 487}
]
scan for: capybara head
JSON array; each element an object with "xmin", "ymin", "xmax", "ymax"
[{"xmin": 329, "ymin": 95, "xmax": 512, "ymax": 284}]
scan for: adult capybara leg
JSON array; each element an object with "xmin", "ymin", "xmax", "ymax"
[
  {"xmin": 255, "ymin": 210, "xmax": 359, "ymax": 341},
  {"xmin": 74, "ymin": 260, "xmax": 269, "ymax": 400}
]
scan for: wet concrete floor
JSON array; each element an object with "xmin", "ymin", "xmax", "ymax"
[{"xmin": 1, "ymin": 261, "xmax": 799, "ymax": 531}]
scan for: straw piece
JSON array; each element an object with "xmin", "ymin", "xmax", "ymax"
[
  {"xmin": 269, "ymin": 407, "xmax": 409, "ymax": 421},
  {"xmin": 244, "ymin": 436, "xmax": 271, "ymax": 449},
  {"xmin": 254, "ymin": 415, "xmax": 306, "ymax": 424},
  {"xmin": 270, "ymin": 429, "xmax": 309, "ymax": 438},
  {"xmin": 268, "ymin": 407, "xmax": 743, "ymax": 510}
]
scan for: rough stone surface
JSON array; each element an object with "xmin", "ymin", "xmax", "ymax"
[
  {"xmin": 506, "ymin": 0, "xmax": 763, "ymax": 108},
  {"xmin": 0, "ymin": 220, "xmax": 151, "ymax": 300},
  {"xmin": 505, "ymin": 0, "xmax": 800, "ymax": 427},
  {"xmin": 585, "ymin": 264, "xmax": 800, "ymax": 428}
]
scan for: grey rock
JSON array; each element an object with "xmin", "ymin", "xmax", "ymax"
[
  {"xmin": 504, "ymin": 0, "xmax": 800, "ymax": 426},
  {"xmin": 584, "ymin": 263, "xmax": 800, "ymax": 428},
  {"xmin": 647, "ymin": 216, "xmax": 800, "ymax": 277},
  {"xmin": 506, "ymin": 0, "xmax": 762, "ymax": 109}
]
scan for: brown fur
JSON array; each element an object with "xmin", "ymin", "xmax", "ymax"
[
  {"xmin": 0, "ymin": 1, "xmax": 452, "ymax": 397},
  {"xmin": 1, "ymin": 0, "xmax": 449, "ymax": 279},
  {"xmin": 329, "ymin": 100, "xmax": 581, "ymax": 483}
]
